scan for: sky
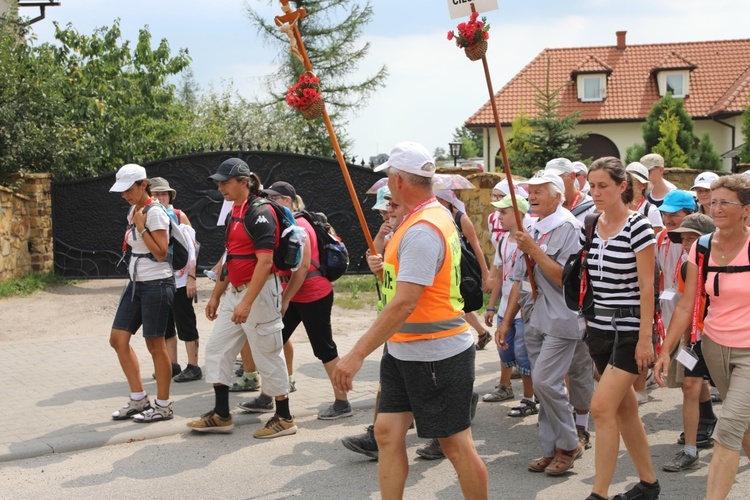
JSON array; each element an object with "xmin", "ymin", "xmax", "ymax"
[{"xmin": 24, "ymin": 0, "xmax": 750, "ymax": 162}]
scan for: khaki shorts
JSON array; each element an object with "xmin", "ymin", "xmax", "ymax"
[{"xmin": 702, "ymin": 335, "xmax": 750, "ymax": 451}]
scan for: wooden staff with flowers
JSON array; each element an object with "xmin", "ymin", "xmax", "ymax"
[
  {"xmin": 447, "ymin": 5, "xmax": 537, "ymax": 297},
  {"xmin": 274, "ymin": 0, "xmax": 376, "ymax": 254}
]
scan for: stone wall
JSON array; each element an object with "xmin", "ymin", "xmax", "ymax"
[{"xmin": 0, "ymin": 174, "xmax": 54, "ymax": 281}]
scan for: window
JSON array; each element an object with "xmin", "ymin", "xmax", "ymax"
[
  {"xmin": 577, "ymin": 74, "xmax": 606, "ymax": 102},
  {"xmin": 666, "ymin": 73, "xmax": 685, "ymax": 97},
  {"xmin": 657, "ymin": 70, "xmax": 690, "ymax": 98}
]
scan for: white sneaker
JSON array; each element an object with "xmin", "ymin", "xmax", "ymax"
[
  {"xmin": 636, "ymin": 390, "xmax": 649, "ymax": 405},
  {"xmin": 645, "ymin": 370, "xmax": 658, "ymax": 390}
]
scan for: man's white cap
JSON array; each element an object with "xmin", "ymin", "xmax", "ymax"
[
  {"xmin": 544, "ymin": 158, "xmax": 574, "ymax": 176},
  {"xmin": 110, "ymin": 164, "xmax": 147, "ymax": 192},
  {"xmin": 519, "ymin": 171, "xmax": 565, "ymax": 195},
  {"xmin": 691, "ymin": 171, "xmax": 720, "ymax": 190},
  {"xmin": 571, "ymin": 161, "xmax": 588, "ymax": 175},
  {"xmin": 492, "ymin": 179, "xmax": 529, "ymax": 199},
  {"xmin": 374, "ymin": 142, "xmax": 436, "ymax": 178}
]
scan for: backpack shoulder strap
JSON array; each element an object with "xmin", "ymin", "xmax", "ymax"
[
  {"xmin": 656, "ymin": 229, "xmax": 668, "ymax": 251},
  {"xmin": 583, "ymin": 213, "xmax": 600, "ymax": 249},
  {"xmin": 572, "ymin": 199, "xmax": 595, "ymax": 216}
]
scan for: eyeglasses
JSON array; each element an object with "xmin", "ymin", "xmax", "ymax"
[
  {"xmin": 709, "ymin": 200, "xmax": 745, "ymax": 209},
  {"xmin": 268, "ymin": 195, "xmax": 287, "ymax": 201}
]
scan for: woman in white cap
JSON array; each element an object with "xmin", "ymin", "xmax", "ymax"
[
  {"xmin": 108, "ymin": 164, "xmax": 175, "ymax": 423},
  {"xmin": 626, "ymin": 162, "xmax": 664, "ymax": 234},
  {"xmin": 691, "ymin": 171, "xmax": 720, "ymax": 215}
]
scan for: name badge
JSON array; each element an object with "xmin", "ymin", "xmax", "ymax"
[
  {"xmin": 659, "ymin": 290, "xmax": 677, "ymax": 301},
  {"xmin": 521, "ymin": 280, "xmax": 533, "ymax": 293},
  {"xmin": 676, "ymin": 347, "xmax": 699, "ymax": 371}
]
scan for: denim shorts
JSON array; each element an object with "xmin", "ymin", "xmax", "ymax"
[
  {"xmin": 496, "ymin": 316, "xmax": 531, "ymax": 376},
  {"xmin": 378, "ymin": 345, "xmax": 475, "ymax": 439},
  {"xmin": 112, "ymin": 278, "xmax": 174, "ymax": 338}
]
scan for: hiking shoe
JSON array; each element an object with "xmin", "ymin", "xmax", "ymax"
[
  {"xmin": 612, "ymin": 480, "xmax": 660, "ymax": 500},
  {"xmin": 112, "ymin": 395, "xmax": 152, "ymax": 420},
  {"xmin": 662, "ymin": 450, "xmax": 699, "ymax": 472},
  {"xmin": 173, "ymin": 364, "xmax": 202, "ymax": 383},
  {"xmin": 187, "ymin": 411, "xmax": 234, "ymax": 434},
  {"xmin": 289, "ymin": 378, "xmax": 297, "ymax": 393},
  {"xmin": 318, "ymin": 402, "xmax": 353, "ymax": 420},
  {"xmin": 132, "ymin": 400, "xmax": 173, "ymax": 423},
  {"xmin": 677, "ymin": 417, "xmax": 716, "ymax": 447},
  {"xmin": 545, "ymin": 444, "xmax": 584, "ymax": 476},
  {"xmin": 482, "ymin": 384, "xmax": 514, "ymax": 402},
  {"xmin": 238, "ymin": 396, "xmax": 275, "ymax": 413},
  {"xmin": 577, "ymin": 425, "xmax": 592, "ymax": 450},
  {"xmin": 229, "ymin": 374, "xmax": 260, "ymax": 392},
  {"xmin": 416, "ymin": 438, "xmax": 445, "ymax": 460},
  {"xmin": 341, "ymin": 425, "xmax": 378, "ymax": 459},
  {"xmin": 253, "ymin": 415, "xmax": 297, "ymax": 439}
]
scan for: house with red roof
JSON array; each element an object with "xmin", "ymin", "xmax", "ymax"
[{"xmin": 465, "ymin": 32, "xmax": 750, "ymax": 172}]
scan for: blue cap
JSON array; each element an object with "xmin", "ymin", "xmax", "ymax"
[{"xmin": 659, "ymin": 190, "xmax": 696, "ymax": 213}]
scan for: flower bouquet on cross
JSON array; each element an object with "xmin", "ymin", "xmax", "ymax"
[
  {"xmin": 447, "ymin": 11, "xmax": 490, "ymax": 61},
  {"xmin": 286, "ymin": 71, "xmax": 325, "ymax": 120}
]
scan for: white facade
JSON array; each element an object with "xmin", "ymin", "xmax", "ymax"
[{"xmin": 482, "ymin": 114, "xmax": 742, "ymax": 173}]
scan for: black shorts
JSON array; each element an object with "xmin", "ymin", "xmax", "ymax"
[
  {"xmin": 378, "ymin": 345, "xmax": 475, "ymax": 439},
  {"xmin": 584, "ymin": 327, "xmax": 640, "ymax": 376},
  {"xmin": 164, "ymin": 286, "xmax": 199, "ymax": 342},
  {"xmin": 281, "ymin": 292, "xmax": 337, "ymax": 363},
  {"xmin": 684, "ymin": 340, "xmax": 711, "ymax": 379}
]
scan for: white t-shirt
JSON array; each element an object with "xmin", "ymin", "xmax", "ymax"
[
  {"xmin": 126, "ymin": 204, "xmax": 173, "ymax": 281},
  {"xmin": 493, "ymin": 235, "xmax": 521, "ymax": 319},
  {"xmin": 636, "ymin": 200, "xmax": 664, "ymax": 230}
]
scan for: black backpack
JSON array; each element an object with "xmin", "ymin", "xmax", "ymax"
[
  {"xmin": 294, "ymin": 210, "xmax": 349, "ymax": 282},
  {"xmin": 562, "ymin": 213, "xmax": 600, "ymax": 317},
  {"xmin": 139, "ymin": 203, "xmax": 190, "ymax": 271},
  {"xmin": 224, "ymin": 197, "xmax": 303, "ymax": 273},
  {"xmin": 453, "ymin": 211, "xmax": 483, "ymax": 313}
]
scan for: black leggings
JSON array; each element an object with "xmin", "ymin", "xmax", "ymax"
[{"xmin": 282, "ymin": 291, "xmax": 337, "ymax": 363}]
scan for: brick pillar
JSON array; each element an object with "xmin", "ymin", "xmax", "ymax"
[{"xmin": 9, "ymin": 173, "xmax": 54, "ymax": 273}]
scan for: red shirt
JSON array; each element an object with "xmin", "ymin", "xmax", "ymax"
[
  {"xmin": 225, "ymin": 198, "xmax": 277, "ymax": 287},
  {"xmin": 278, "ymin": 216, "xmax": 333, "ymax": 303}
]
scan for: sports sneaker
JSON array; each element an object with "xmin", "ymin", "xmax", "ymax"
[
  {"xmin": 645, "ymin": 369, "xmax": 658, "ymax": 390},
  {"xmin": 289, "ymin": 378, "xmax": 297, "ymax": 393},
  {"xmin": 415, "ymin": 438, "xmax": 445, "ymax": 460},
  {"xmin": 238, "ymin": 396, "xmax": 275, "ymax": 413},
  {"xmin": 341, "ymin": 425, "xmax": 378, "ymax": 459},
  {"xmin": 253, "ymin": 415, "xmax": 297, "ymax": 439},
  {"xmin": 228, "ymin": 374, "xmax": 261, "ymax": 392},
  {"xmin": 112, "ymin": 395, "xmax": 152, "ymax": 420},
  {"xmin": 318, "ymin": 402, "xmax": 353, "ymax": 420},
  {"xmin": 612, "ymin": 480, "xmax": 661, "ymax": 500},
  {"xmin": 662, "ymin": 450, "xmax": 699, "ymax": 472},
  {"xmin": 482, "ymin": 384, "xmax": 514, "ymax": 402},
  {"xmin": 187, "ymin": 410, "xmax": 234, "ymax": 434},
  {"xmin": 173, "ymin": 364, "xmax": 202, "ymax": 383},
  {"xmin": 636, "ymin": 390, "xmax": 649, "ymax": 405},
  {"xmin": 234, "ymin": 365, "xmax": 244, "ymax": 377},
  {"xmin": 132, "ymin": 400, "xmax": 173, "ymax": 423},
  {"xmin": 577, "ymin": 425, "xmax": 592, "ymax": 450}
]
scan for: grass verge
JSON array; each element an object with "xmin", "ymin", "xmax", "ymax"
[
  {"xmin": 332, "ymin": 274, "xmax": 379, "ymax": 310},
  {"xmin": 0, "ymin": 272, "xmax": 76, "ymax": 300}
]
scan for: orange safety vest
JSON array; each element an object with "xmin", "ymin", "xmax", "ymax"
[{"xmin": 382, "ymin": 204, "xmax": 468, "ymax": 342}]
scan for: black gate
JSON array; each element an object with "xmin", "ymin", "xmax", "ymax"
[{"xmin": 52, "ymin": 150, "xmax": 385, "ymax": 278}]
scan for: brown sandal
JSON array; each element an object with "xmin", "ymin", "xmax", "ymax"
[
  {"xmin": 528, "ymin": 456, "xmax": 554, "ymax": 472},
  {"xmin": 476, "ymin": 331, "xmax": 492, "ymax": 350}
]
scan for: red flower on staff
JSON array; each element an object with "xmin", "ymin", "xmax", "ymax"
[
  {"xmin": 285, "ymin": 72, "xmax": 322, "ymax": 111},
  {"xmin": 447, "ymin": 13, "xmax": 491, "ymax": 49}
]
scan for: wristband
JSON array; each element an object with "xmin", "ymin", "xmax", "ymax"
[
  {"xmin": 188, "ymin": 275, "xmax": 196, "ymax": 280},
  {"xmin": 486, "ymin": 307, "xmax": 497, "ymax": 312},
  {"xmin": 138, "ymin": 228, "xmax": 147, "ymax": 237}
]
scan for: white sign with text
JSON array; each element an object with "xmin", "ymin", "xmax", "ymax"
[{"xmin": 447, "ymin": 0, "xmax": 499, "ymax": 20}]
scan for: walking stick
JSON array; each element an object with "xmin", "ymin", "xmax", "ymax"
[
  {"xmin": 464, "ymin": 3, "xmax": 537, "ymax": 299},
  {"xmin": 274, "ymin": 1, "xmax": 376, "ymax": 256}
]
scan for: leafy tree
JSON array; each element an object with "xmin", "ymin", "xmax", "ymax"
[
  {"xmin": 245, "ymin": 0, "xmax": 387, "ymax": 156},
  {"xmin": 625, "ymin": 144, "xmax": 647, "ymax": 165},
  {"xmin": 452, "ymin": 126, "xmax": 482, "ymax": 159},
  {"xmin": 505, "ymin": 57, "xmax": 587, "ymax": 175},
  {"xmin": 433, "ymin": 147, "xmax": 447, "ymax": 162},
  {"xmin": 643, "ymin": 93, "xmax": 695, "ymax": 156},
  {"xmin": 740, "ymin": 103, "xmax": 750, "ymax": 164},
  {"xmin": 652, "ymin": 111, "xmax": 688, "ymax": 168},
  {"xmin": 691, "ymin": 132, "xmax": 722, "ymax": 171},
  {"xmin": 503, "ymin": 111, "xmax": 540, "ymax": 178}
]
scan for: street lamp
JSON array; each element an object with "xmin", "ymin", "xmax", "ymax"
[{"xmin": 448, "ymin": 141, "xmax": 463, "ymax": 167}]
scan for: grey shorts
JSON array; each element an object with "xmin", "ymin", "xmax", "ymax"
[{"xmin": 378, "ymin": 345, "xmax": 475, "ymax": 439}]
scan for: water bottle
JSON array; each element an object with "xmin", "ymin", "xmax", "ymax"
[{"xmin": 204, "ymin": 269, "xmax": 217, "ymax": 281}]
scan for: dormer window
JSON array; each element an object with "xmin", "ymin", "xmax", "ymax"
[
  {"xmin": 666, "ymin": 72, "xmax": 685, "ymax": 97},
  {"xmin": 652, "ymin": 52, "xmax": 695, "ymax": 98},
  {"xmin": 577, "ymin": 74, "xmax": 607, "ymax": 102}
]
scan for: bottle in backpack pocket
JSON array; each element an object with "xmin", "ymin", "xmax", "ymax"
[{"xmin": 283, "ymin": 226, "xmax": 305, "ymax": 268}]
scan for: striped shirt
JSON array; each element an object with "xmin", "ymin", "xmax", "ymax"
[{"xmin": 582, "ymin": 212, "xmax": 655, "ymax": 333}]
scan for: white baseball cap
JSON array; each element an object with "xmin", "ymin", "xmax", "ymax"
[
  {"xmin": 691, "ymin": 171, "xmax": 720, "ymax": 190},
  {"xmin": 544, "ymin": 158, "xmax": 574, "ymax": 176},
  {"xmin": 519, "ymin": 171, "xmax": 565, "ymax": 195},
  {"xmin": 110, "ymin": 164, "xmax": 147, "ymax": 192},
  {"xmin": 571, "ymin": 161, "xmax": 588, "ymax": 175},
  {"xmin": 374, "ymin": 142, "xmax": 436, "ymax": 178}
]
